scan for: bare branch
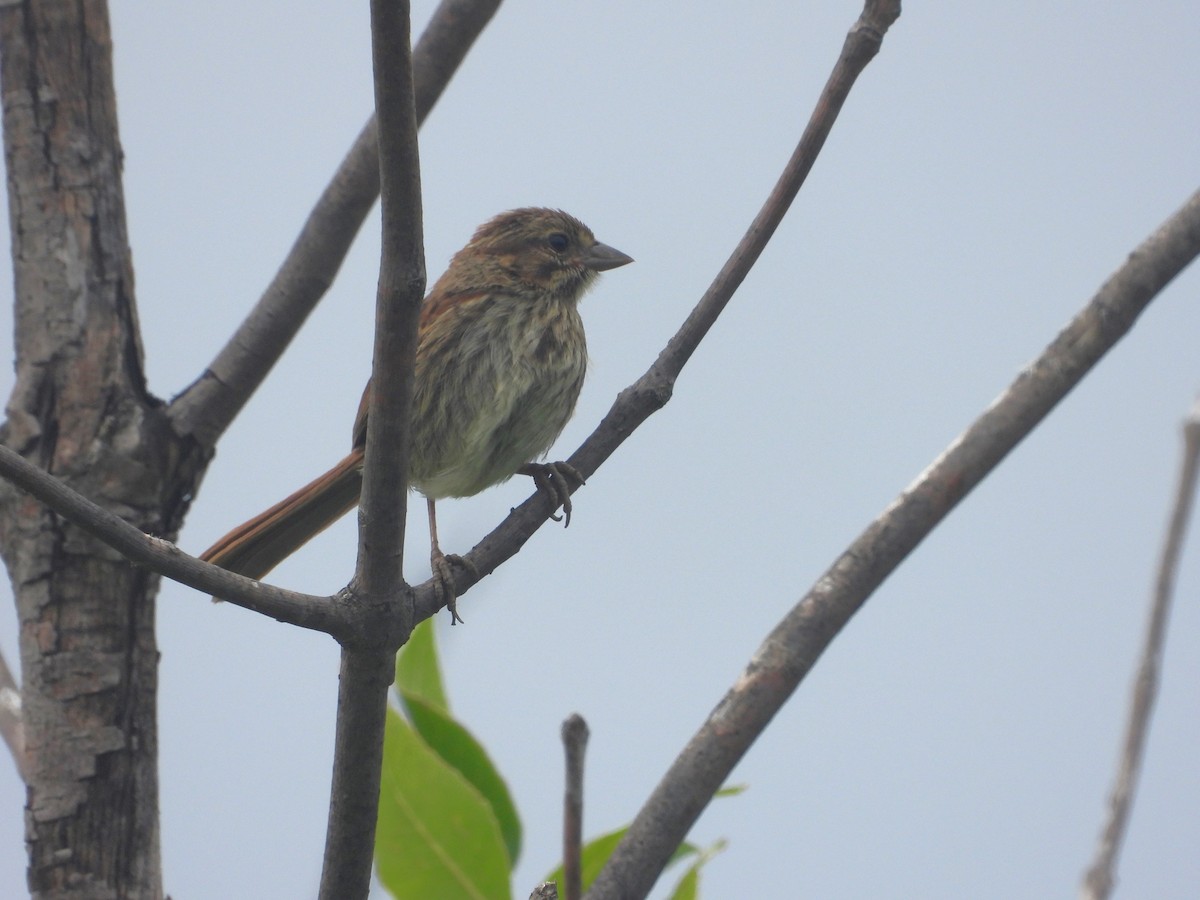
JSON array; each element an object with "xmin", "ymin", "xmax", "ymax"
[
  {"xmin": 0, "ymin": 444, "xmax": 348, "ymax": 637},
  {"xmin": 651, "ymin": 0, "xmax": 901, "ymax": 380},
  {"xmin": 0, "ymin": 648, "xmax": 25, "ymax": 781},
  {"xmin": 561, "ymin": 714, "xmax": 590, "ymax": 900},
  {"xmin": 584, "ymin": 188, "xmax": 1200, "ymax": 899},
  {"xmin": 1080, "ymin": 397, "xmax": 1200, "ymax": 900},
  {"xmin": 317, "ymin": 2, "xmax": 424, "ymax": 896},
  {"xmin": 410, "ymin": 0, "xmax": 903, "ymax": 623},
  {"xmin": 168, "ymin": 0, "xmax": 502, "ymax": 449},
  {"xmin": 354, "ymin": 0, "xmax": 425, "ymax": 608},
  {"xmin": 317, "ymin": 647, "xmax": 396, "ymax": 900}
]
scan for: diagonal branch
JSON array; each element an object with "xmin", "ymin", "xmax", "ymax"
[
  {"xmin": 584, "ymin": 189, "xmax": 1200, "ymax": 899},
  {"xmin": 1080, "ymin": 397, "xmax": 1200, "ymax": 900},
  {"xmin": 411, "ymin": 0, "xmax": 903, "ymax": 622},
  {"xmin": 0, "ymin": 444, "xmax": 349, "ymax": 637},
  {"xmin": 167, "ymin": 0, "xmax": 502, "ymax": 449}
]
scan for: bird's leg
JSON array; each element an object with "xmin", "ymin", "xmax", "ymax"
[
  {"xmin": 519, "ymin": 462, "xmax": 585, "ymax": 526},
  {"xmin": 427, "ymin": 497, "xmax": 476, "ymax": 625}
]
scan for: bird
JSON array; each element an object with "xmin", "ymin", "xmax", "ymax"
[{"xmin": 199, "ymin": 208, "xmax": 633, "ymax": 622}]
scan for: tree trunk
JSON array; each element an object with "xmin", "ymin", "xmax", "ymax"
[{"xmin": 0, "ymin": 3, "xmax": 205, "ymax": 896}]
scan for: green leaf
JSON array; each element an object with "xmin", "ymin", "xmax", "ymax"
[
  {"xmin": 375, "ymin": 708, "xmax": 511, "ymax": 900},
  {"xmin": 401, "ymin": 689, "xmax": 523, "ymax": 865},
  {"xmin": 667, "ymin": 839, "xmax": 728, "ymax": 900},
  {"xmin": 714, "ymin": 784, "xmax": 747, "ymax": 798},
  {"xmin": 395, "ymin": 618, "xmax": 449, "ymax": 713},
  {"xmin": 670, "ymin": 863, "xmax": 700, "ymax": 900},
  {"xmin": 544, "ymin": 827, "xmax": 697, "ymax": 893},
  {"xmin": 391, "ymin": 617, "xmax": 522, "ymax": 864}
]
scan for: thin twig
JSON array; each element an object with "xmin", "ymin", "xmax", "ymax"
[
  {"xmin": 1080, "ymin": 397, "xmax": 1200, "ymax": 900},
  {"xmin": 167, "ymin": 0, "xmax": 502, "ymax": 449},
  {"xmin": 410, "ymin": 0, "xmax": 903, "ymax": 622},
  {"xmin": 0, "ymin": 648, "xmax": 25, "ymax": 781},
  {"xmin": 561, "ymin": 714, "xmax": 590, "ymax": 900},
  {"xmin": 584, "ymin": 188, "xmax": 1200, "ymax": 899}
]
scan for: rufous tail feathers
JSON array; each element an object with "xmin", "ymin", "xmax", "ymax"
[{"xmin": 199, "ymin": 448, "xmax": 364, "ymax": 580}]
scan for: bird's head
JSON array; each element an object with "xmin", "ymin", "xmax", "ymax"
[{"xmin": 437, "ymin": 207, "xmax": 633, "ymax": 302}]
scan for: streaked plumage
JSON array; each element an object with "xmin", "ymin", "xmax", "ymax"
[{"xmin": 200, "ymin": 209, "xmax": 632, "ymax": 612}]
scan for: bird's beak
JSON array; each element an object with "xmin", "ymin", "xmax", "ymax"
[{"xmin": 583, "ymin": 241, "xmax": 634, "ymax": 272}]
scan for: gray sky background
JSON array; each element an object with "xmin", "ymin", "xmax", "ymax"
[{"xmin": 2, "ymin": 1, "xmax": 1199, "ymax": 897}]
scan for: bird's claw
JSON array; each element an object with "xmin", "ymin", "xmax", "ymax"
[
  {"xmin": 519, "ymin": 461, "xmax": 585, "ymax": 527},
  {"xmin": 431, "ymin": 551, "xmax": 477, "ymax": 625}
]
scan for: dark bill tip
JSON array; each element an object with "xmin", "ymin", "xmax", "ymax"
[{"xmin": 583, "ymin": 241, "xmax": 634, "ymax": 272}]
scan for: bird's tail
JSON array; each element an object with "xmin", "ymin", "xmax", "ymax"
[{"xmin": 199, "ymin": 448, "xmax": 364, "ymax": 581}]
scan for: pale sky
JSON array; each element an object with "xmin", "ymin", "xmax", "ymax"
[{"xmin": 1, "ymin": 2, "xmax": 1198, "ymax": 897}]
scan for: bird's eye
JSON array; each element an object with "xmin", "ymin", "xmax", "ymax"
[{"xmin": 547, "ymin": 232, "xmax": 570, "ymax": 252}]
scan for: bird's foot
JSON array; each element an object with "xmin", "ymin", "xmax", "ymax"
[
  {"xmin": 519, "ymin": 461, "xmax": 585, "ymax": 526},
  {"xmin": 431, "ymin": 550, "xmax": 478, "ymax": 625}
]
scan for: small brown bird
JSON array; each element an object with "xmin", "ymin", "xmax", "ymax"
[{"xmin": 200, "ymin": 208, "xmax": 632, "ymax": 620}]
